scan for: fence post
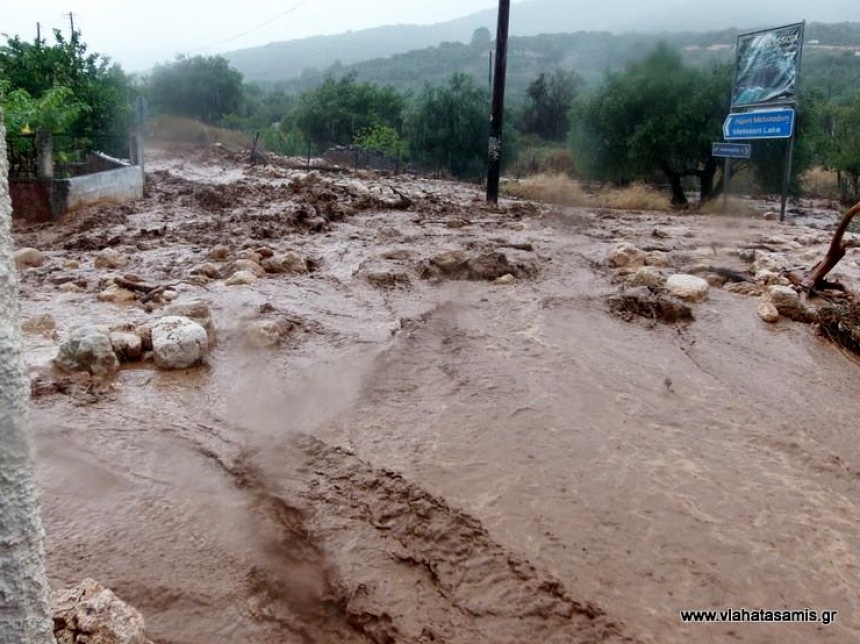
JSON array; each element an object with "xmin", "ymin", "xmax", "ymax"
[{"xmin": 35, "ymin": 132, "xmax": 53, "ymax": 180}]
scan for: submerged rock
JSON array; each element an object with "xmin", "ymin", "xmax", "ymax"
[
  {"xmin": 14, "ymin": 247, "xmax": 45, "ymax": 269},
  {"xmin": 151, "ymin": 316, "xmax": 208, "ymax": 369},
  {"xmin": 55, "ymin": 325, "xmax": 120, "ymax": 377},
  {"xmin": 94, "ymin": 247, "xmax": 129, "ymax": 270},
  {"xmin": 608, "ymin": 242, "xmax": 646, "ymax": 269}
]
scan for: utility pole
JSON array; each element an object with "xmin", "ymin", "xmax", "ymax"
[
  {"xmin": 486, "ymin": 0, "xmax": 511, "ymax": 204},
  {"xmin": 68, "ymin": 12, "xmax": 75, "ymax": 34},
  {"xmin": 36, "ymin": 22, "xmax": 41, "ymax": 42}
]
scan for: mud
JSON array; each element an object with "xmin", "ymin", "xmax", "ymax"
[{"xmin": 13, "ymin": 147, "xmax": 860, "ymax": 643}]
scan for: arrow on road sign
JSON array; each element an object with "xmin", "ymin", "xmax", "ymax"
[{"xmin": 712, "ymin": 142, "xmax": 752, "ymax": 159}]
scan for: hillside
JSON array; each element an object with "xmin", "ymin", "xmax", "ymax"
[
  {"xmin": 224, "ymin": 0, "xmax": 858, "ymax": 83},
  {"xmin": 269, "ymin": 25, "xmax": 860, "ymax": 104}
]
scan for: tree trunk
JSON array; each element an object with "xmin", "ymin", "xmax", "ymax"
[
  {"xmin": 661, "ymin": 164, "xmax": 687, "ymax": 207},
  {"xmin": 0, "ymin": 109, "xmax": 55, "ymax": 642},
  {"xmin": 803, "ymin": 200, "xmax": 860, "ymax": 293},
  {"xmin": 698, "ymin": 157, "xmax": 718, "ymax": 204}
]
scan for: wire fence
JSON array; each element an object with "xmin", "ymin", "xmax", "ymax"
[{"xmin": 6, "ymin": 133, "xmax": 131, "ymax": 180}]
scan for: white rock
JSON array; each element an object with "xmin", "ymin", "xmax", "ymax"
[
  {"xmin": 494, "ymin": 273, "xmax": 517, "ymax": 285},
  {"xmin": 608, "ymin": 242, "xmax": 646, "ymax": 269},
  {"xmin": 59, "ymin": 282, "xmax": 85, "ymax": 294},
  {"xmin": 235, "ymin": 249, "xmax": 262, "ymax": 264},
  {"xmin": 150, "ymin": 316, "xmax": 208, "ymax": 369},
  {"xmin": 768, "ymin": 285, "xmax": 800, "ymax": 309},
  {"xmin": 14, "ymin": 247, "xmax": 45, "ymax": 269},
  {"xmin": 666, "ymin": 274, "xmax": 710, "ymax": 302},
  {"xmin": 757, "ymin": 300, "xmax": 780, "ymax": 324},
  {"xmin": 55, "ymin": 325, "xmax": 120, "ymax": 376},
  {"xmin": 52, "ymin": 578, "xmax": 151, "ymax": 644},
  {"xmin": 94, "ymin": 247, "xmax": 129, "ymax": 269},
  {"xmin": 64, "ymin": 259, "xmax": 81, "ymax": 269},
  {"xmin": 225, "ymin": 270, "xmax": 259, "ymax": 286},
  {"xmin": 229, "ymin": 259, "xmax": 265, "ymax": 278},
  {"xmin": 164, "ymin": 300, "xmax": 215, "ymax": 341},
  {"xmin": 752, "ymin": 253, "xmax": 789, "ymax": 274}
]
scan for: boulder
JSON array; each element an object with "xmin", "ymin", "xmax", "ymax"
[
  {"xmin": 150, "ymin": 316, "xmax": 208, "ymax": 369},
  {"xmin": 244, "ymin": 320, "xmax": 283, "ymax": 348},
  {"xmin": 430, "ymin": 250, "xmax": 469, "ymax": 274},
  {"xmin": 64, "ymin": 259, "xmax": 81, "ymax": 270},
  {"xmin": 52, "ymin": 578, "xmax": 151, "ymax": 644},
  {"xmin": 14, "ymin": 247, "xmax": 44, "ymax": 269},
  {"xmin": 228, "ymin": 259, "xmax": 265, "ymax": 278},
  {"xmin": 209, "ymin": 244, "xmax": 231, "ymax": 260},
  {"xmin": 165, "ymin": 300, "xmax": 215, "ymax": 342},
  {"xmin": 768, "ymin": 285, "xmax": 814, "ymax": 322},
  {"xmin": 757, "ymin": 300, "xmax": 780, "ymax": 324},
  {"xmin": 644, "ymin": 251, "xmax": 671, "ymax": 267},
  {"xmin": 190, "ymin": 263, "xmax": 220, "ymax": 279},
  {"xmin": 235, "ymin": 249, "xmax": 262, "ymax": 264},
  {"xmin": 110, "ymin": 331, "xmax": 143, "ymax": 362},
  {"xmin": 94, "ymin": 248, "xmax": 129, "ymax": 270},
  {"xmin": 608, "ymin": 242, "xmax": 646, "ymax": 269},
  {"xmin": 59, "ymin": 282, "xmax": 85, "ymax": 294},
  {"xmin": 97, "ymin": 284, "xmax": 138, "ymax": 303},
  {"xmin": 626, "ymin": 267, "xmax": 666, "ymax": 288},
  {"xmin": 225, "ymin": 270, "xmax": 258, "ymax": 286},
  {"xmin": 261, "ymin": 252, "xmax": 309, "ymax": 275},
  {"xmin": 666, "ymin": 274, "xmax": 710, "ymax": 302},
  {"xmin": 55, "ymin": 326, "xmax": 120, "ymax": 376}
]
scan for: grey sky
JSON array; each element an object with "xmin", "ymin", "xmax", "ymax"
[{"xmin": 3, "ymin": 0, "xmax": 857, "ymax": 73}]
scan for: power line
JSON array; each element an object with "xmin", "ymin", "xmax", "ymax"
[{"xmin": 187, "ymin": 0, "xmax": 313, "ymax": 54}]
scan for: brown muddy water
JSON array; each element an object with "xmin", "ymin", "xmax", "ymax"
[{"xmin": 13, "ymin": 147, "xmax": 860, "ymax": 643}]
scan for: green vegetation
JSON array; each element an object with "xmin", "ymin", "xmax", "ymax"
[
  {"xmin": 146, "ymin": 55, "xmax": 243, "ymax": 125},
  {"xmin": 0, "ymin": 29, "xmax": 130, "ymax": 149}
]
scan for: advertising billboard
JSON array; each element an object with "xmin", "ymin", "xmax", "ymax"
[{"xmin": 732, "ymin": 23, "xmax": 804, "ymax": 108}]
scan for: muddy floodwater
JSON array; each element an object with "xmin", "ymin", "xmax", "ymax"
[{"xmin": 13, "ymin": 147, "xmax": 860, "ymax": 643}]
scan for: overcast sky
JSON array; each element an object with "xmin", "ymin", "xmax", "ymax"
[
  {"xmin": 3, "ymin": 0, "xmax": 857, "ymax": 73},
  {"xmin": 3, "ymin": 0, "xmax": 500, "ymax": 71}
]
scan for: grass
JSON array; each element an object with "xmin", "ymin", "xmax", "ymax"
[
  {"xmin": 593, "ymin": 183, "xmax": 672, "ymax": 211},
  {"xmin": 503, "ymin": 174, "xmax": 674, "ymax": 211},
  {"xmin": 802, "ymin": 166, "xmax": 840, "ymax": 200},
  {"xmin": 147, "ymin": 116, "xmax": 253, "ymax": 151},
  {"xmin": 502, "ymin": 173, "xmax": 589, "ymax": 206}
]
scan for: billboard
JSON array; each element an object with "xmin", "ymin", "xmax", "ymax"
[{"xmin": 732, "ymin": 23, "xmax": 804, "ymax": 108}]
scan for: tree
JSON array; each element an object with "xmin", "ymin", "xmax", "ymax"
[
  {"xmin": 289, "ymin": 72, "xmax": 405, "ymax": 151},
  {"xmin": 520, "ymin": 68, "xmax": 583, "ymax": 142},
  {"xmin": 146, "ymin": 55, "xmax": 244, "ymax": 124},
  {"xmin": 570, "ymin": 44, "xmax": 731, "ymax": 206},
  {"xmin": 354, "ymin": 124, "xmax": 404, "ymax": 157},
  {"xmin": 0, "ymin": 29, "xmax": 130, "ymax": 143},
  {"xmin": 405, "ymin": 73, "xmax": 490, "ymax": 178},
  {"xmin": 0, "ymin": 108, "xmax": 54, "ymax": 643},
  {"xmin": 829, "ymin": 96, "xmax": 860, "ymax": 202},
  {"xmin": 470, "ymin": 28, "xmax": 493, "ymax": 50}
]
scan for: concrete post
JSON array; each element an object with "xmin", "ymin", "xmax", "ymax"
[
  {"xmin": 35, "ymin": 131, "xmax": 53, "ymax": 180},
  {"xmin": 0, "ymin": 111, "xmax": 55, "ymax": 642}
]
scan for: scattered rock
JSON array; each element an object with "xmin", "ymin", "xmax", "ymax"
[
  {"xmin": 52, "ymin": 578, "xmax": 151, "ymax": 644},
  {"xmin": 110, "ymin": 331, "xmax": 143, "ymax": 362},
  {"xmin": 165, "ymin": 300, "xmax": 215, "ymax": 342},
  {"xmin": 94, "ymin": 248, "xmax": 129, "ymax": 270},
  {"xmin": 55, "ymin": 326, "xmax": 120, "ymax": 377},
  {"xmin": 466, "ymin": 252, "xmax": 518, "ymax": 281},
  {"xmin": 225, "ymin": 270, "xmax": 259, "ymax": 286},
  {"xmin": 261, "ymin": 252, "xmax": 309, "ymax": 275},
  {"xmin": 737, "ymin": 248, "xmax": 757, "ymax": 263},
  {"xmin": 59, "ymin": 282, "xmax": 86, "ymax": 294},
  {"xmin": 420, "ymin": 250, "xmax": 533, "ymax": 282},
  {"xmin": 228, "ymin": 259, "xmax": 266, "ymax": 278},
  {"xmin": 22, "ymin": 314, "xmax": 56, "ymax": 335},
  {"xmin": 190, "ymin": 263, "xmax": 221, "ymax": 279},
  {"xmin": 768, "ymin": 285, "xmax": 814, "ymax": 322},
  {"xmin": 150, "ymin": 316, "xmax": 208, "ymax": 369},
  {"xmin": 161, "ymin": 289, "xmax": 178, "ymax": 302},
  {"xmin": 64, "ymin": 259, "xmax": 80, "ymax": 270},
  {"xmin": 608, "ymin": 242, "xmax": 646, "ymax": 269},
  {"xmin": 430, "ymin": 250, "xmax": 469, "ymax": 274},
  {"xmin": 255, "ymin": 246, "xmax": 275, "ymax": 259},
  {"xmin": 235, "ymin": 249, "xmax": 262, "ymax": 264},
  {"xmin": 757, "ymin": 300, "xmax": 780, "ymax": 324},
  {"xmin": 209, "ymin": 244, "xmax": 231, "ymax": 261},
  {"xmin": 381, "ymin": 249, "xmax": 413, "ymax": 261},
  {"xmin": 244, "ymin": 320, "xmax": 283, "ymax": 348},
  {"xmin": 705, "ymin": 273, "xmax": 728, "ymax": 288},
  {"xmin": 763, "ymin": 211, "xmax": 777, "ymax": 221},
  {"xmin": 14, "ymin": 247, "xmax": 45, "ymax": 269},
  {"xmin": 97, "ymin": 284, "xmax": 138, "ymax": 303},
  {"xmin": 752, "ymin": 253, "xmax": 789, "ymax": 274},
  {"xmin": 666, "ymin": 274, "xmax": 710, "ymax": 302},
  {"xmin": 608, "ymin": 287, "xmax": 693, "ymax": 324},
  {"xmin": 724, "ymin": 282, "xmax": 762, "ymax": 297},
  {"xmin": 495, "ymin": 273, "xmax": 517, "ymax": 285},
  {"xmin": 626, "ymin": 267, "xmax": 666, "ymax": 288},
  {"xmin": 644, "ymin": 251, "xmax": 671, "ymax": 267},
  {"xmin": 363, "ymin": 270, "xmax": 411, "ymax": 290}
]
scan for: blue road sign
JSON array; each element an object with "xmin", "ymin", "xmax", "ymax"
[
  {"xmin": 712, "ymin": 142, "xmax": 752, "ymax": 159},
  {"xmin": 723, "ymin": 108, "xmax": 795, "ymax": 140}
]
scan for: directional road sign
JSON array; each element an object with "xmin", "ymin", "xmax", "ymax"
[
  {"xmin": 723, "ymin": 108, "xmax": 796, "ymax": 140},
  {"xmin": 712, "ymin": 142, "xmax": 752, "ymax": 159}
]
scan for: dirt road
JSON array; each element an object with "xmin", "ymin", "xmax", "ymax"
[{"xmin": 14, "ymin": 148, "xmax": 860, "ymax": 642}]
